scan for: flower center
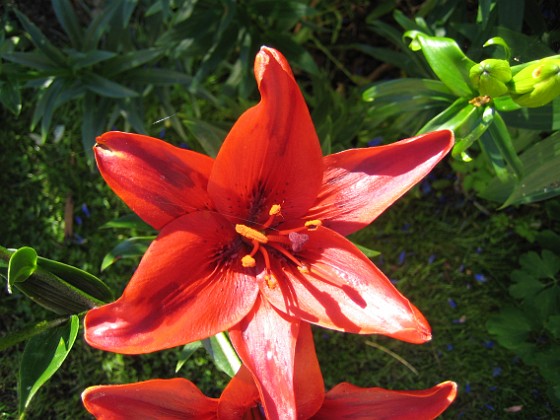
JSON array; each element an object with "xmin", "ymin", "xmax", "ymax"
[{"xmin": 234, "ymin": 204, "xmax": 321, "ymax": 289}]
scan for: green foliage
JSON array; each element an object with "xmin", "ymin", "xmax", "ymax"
[
  {"xmin": 488, "ymin": 243, "xmax": 560, "ymax": 404},
  {"xmin": 361, "ymin": 1, "xmax": 560, "ymax": 206},
  {"xmin": 18, "ymin": 315, "xmax": 79, "ymax": 419}
]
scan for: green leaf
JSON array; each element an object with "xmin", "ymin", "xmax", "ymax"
[
  {"xmin": 417, "ymin": 98, "xmax": 469, "ymax": 134},
  {"xmin": 509, "ymin": 270, "xmax": 545, "ymax": 299},
  {"xmin": 101, "ymin": 236, "xmax": 154, "ymax": 271},
  {"xmin": 8, "ymin": 247, "xmax": 38, "ymax": 286},
  {"xmin": 354, "ymin": 243, "xmax": 381, "ymax": 258},
  {"xmin": 501, "ymin": 98, "xmax": 560, "ymax": 131},
  {"xmin": 100, "ymin": 214, "xmax": 153, "ymax": 231},
  {"xmin": 184, "ymin": 119, "xmax": 227, "ymax": 158},
  {"xmin": 452, "ymin": 105, "xmax": 495, "ymax": 159},
  {"xmin": 37, "ymin": 256, "xmax": 113, "ymax": 303},
  {"xmin": 175, "ymin": 341, "xmax": 203, "ymax": 373},
  {"xmin": 503, "ymin": 131, "xmax": 560, "ymax": 206},
  {"xmin": 82, "ymin": 73, "xmax": 139, "ymax": 98},
  {"xmin": 0, "ymin": 52, "xmax": 59, "ymax": 71},
  {"xmin": 83, "ymin": 0, "xmax": 122, "ymax": 50},
  {"xmin": 13, "ymin": 10, "xmax": 67, "ymax": 68},
  {"xmin": 403, "ymin": 31, "xmax": 477, "ymax": 97},
  {"xmin": 125, "ymin": 68, "xmax": 193, "ymax": 85},
  {"xmin": 0, "ymin": 81, "xmax": 22, "ymax": 115},
  {"xmin": 362, "ymin": 78, "xmax": 453, "ymax": 102},
  {"xmin": 487, "ymin": 306, "xmax": 533, "ymax": 351},
  {"xmin": 18, "ymin": 315, "xmax": 79, "ymax": 416},
  {"xmin": 202, "ymin": 332, "xmax": 241, "ymax": 378},
  {"xmin": 0, "ymin": 317, "xmax": 69, "ymax": 352},
  {"xmin": 545, "ymin": 315, "xmax": 560, "ymax": 339},
  {"xmin": 69, "ymin": 50, "xmax": 117, "ymax": 69},
  {"xmin": 52, "ymin": 0, "xmax": 83, "ymax": 48},
  {"xmin": 486, "ymin": 112, "xmax": 524, "ymax": 178},
  {"xmin": 103, "ymin": 49, "xmax": 163, "ymax": 77}
]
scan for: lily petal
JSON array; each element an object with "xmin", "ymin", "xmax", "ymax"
[
  {"xmin": 261, "ymin": 227, "xmax": 431, "ymax": 344},
  {"xmin": 208, "ymin": 47, "xmax": 323, "ymax": 224},
  {"xmin": 306, "ymin": 130, "xmax": 453, "ymax": 236},
  {"xmin": 220, "ymin": 323, "xmax": 324, "ymax": 420},
  {"xmin": 85, "ymin": 211, "xmax": 258, "ymax": 354},
  {"xmin": 82, "ymin": 378, "xmax": 218, "ymax": 420},
  {"xmin": 229, "ymin": 296, "xmax": 300, "ymax": 420},
  {"xmin": 311, "ymin": 381, "xmax": 458, "ymax": 419},
  {"xmin": 218, "ymin": 365, "xmax": 262, "ymax": 419},
  {"xmin": 95, "ymin": 131, "xmax": 213, "ymax": 230}
]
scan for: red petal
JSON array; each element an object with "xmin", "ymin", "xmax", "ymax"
[
  {"xmin": 261, "ymin": 227, "xmax": 431, "ymax": 344},
  {"xmin": 207, "ymin": 47, "xmax": 323, "ymax": 224},
  {"xmin": 229, "ymin": 296, "xmax": 300, "ymax": 420},
  {"xmin": 306, "ymin": 130, "xmax": 453, "ymax": 236},
  {"xmin": 293, "ymin": 323, "xmax": 325, "ymax": 419},
  {"xmin": 85, "ymin": 211, "xmax": 258, "ymax": 354},
  {"xmin": 219, "ymin": 324, "xmax": 324, "ymax": 420},
  {"xmin": 311, "ymin": 381, "xmax": 458, "ymax": 419},
  {"xmin": 95, "ymin": 131, "xmax": 213, "ymax": 230},
  {"xmin": 82, "ymin": 378, "xmax": 218, "ymax": 419},
  {"xmin": 218, "ymin": 365, "xmax": 262, "ymax": 419}
]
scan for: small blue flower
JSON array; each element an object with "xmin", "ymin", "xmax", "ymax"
[
  {"xmin": 428, "ymin": 254, "xmax": 436, "ymax": 264},
  {"xmin": 447, "ymin": 298, "xmax": 457, "ymax": 309},
  {"xmin": 492, "ymin": 367, "xmax": 502, "ymax": 377},
  {"xmin": 390, "ymin": 279, "xmax": 399, "ymax": 285},
  {"xmin": 367, "ymin": 137, "xmax": 383, "ymax": 147},
  {"xmin": 446, "ymin": 343, "xmax": 454, "ymax": 351},
  {"xmin": 74, "ymin": 215, "xmax": 83, "ymax": 226},
  {"xmin": 476, "ymin": 247, "xmax": 483, "ymax": 254},
  {"xmin": 483, "ymin": 340, "xmax": 494, "ymax": 349},
  {"xmin": 465, "ymin": 383, "xmax": 471, "ymax": 393},
  {"xmin": 397, "ymin": 250, "xmax": 406, "ymax": 265},
  {"xmin": 158, "ymin": 128, "xmax": 166, "ymax": 138},
  {"xmin": 420, "ymin": 180, "xmax": 432, "ymax": 195},
  {"xmin": 81, "ymin": 203, "xmax": 91, "ymax": 217},
  {"xmin": 488, "ymin": 385, "xmax": 497, "ymax": 391},
  {"xmin": 485, "ymin": 404, "xmax": 495, "ymax": 411},
  {"xmin": 474, "ymin": 273, "xmax": 487, "ymax": 283}
]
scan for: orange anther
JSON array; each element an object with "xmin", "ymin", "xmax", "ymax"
[
  {"xmin": 235, "ymin": 224, "xmax": 268, "ymax": 244},
  {"xmin": 304, "ymin": 220, "xmax": 322, "ymax": 231},
  {"xmin": 241, "ymin": 255, "xmax": 256, "ymax": 268},
  {"xmin": 269, "ymin": 204, "xmax": 282, "ymax": 216}
]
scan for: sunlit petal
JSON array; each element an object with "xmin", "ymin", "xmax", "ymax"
[
  {"xmin": 311, "ymin": 381, "xmax": 458, "ymax": 419},
  {"xmin": 261, "ymin": 227, "xmax": 431, "ymax": 343},
  {"xmin": 85, "ymin": 211, "xmax": 258, "ymax": 354},
  {"xmin": 306, "ymin": 130, "xmax": 453, "ymax": 236},
  {"xmin": 95, "ymin": 131, "xmax": 213, "ymax": 230},
  {"xmin": 208, "ymin": 47, "xmax": 323, "ymax": 224},
  {"xmin": 82, "ymin": 378, "xmax": 218, "ymax": 420}
]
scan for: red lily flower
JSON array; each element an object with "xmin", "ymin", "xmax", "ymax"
[
  {"xmin": 83, "ymin": 360, "xmax": 457, "ymax": 419},
  {"xmin": 85, "ymin": 46, "xmax": 453, "ymax": 418}
]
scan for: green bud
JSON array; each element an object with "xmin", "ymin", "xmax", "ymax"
[
  {"xmin": 469, "ymin": 59, "xmax": 512, "ymax": 97},
  {"xmin": 510, "ymin": 58, "xmax": 560, "ymax": 107}
]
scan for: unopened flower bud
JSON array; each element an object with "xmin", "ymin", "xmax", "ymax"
[
  {"xmin": 469, "ymin": 59, "xmax": 512, "ymax": 97},
  {"xmin": 510, "ymin": 58, "xmax": 560, "ymax": 107}
]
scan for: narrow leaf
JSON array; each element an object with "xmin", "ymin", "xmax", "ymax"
[
  {"xmin": 202, "ymin": 332, "xmax": 241, "ymax": 378},
  {"xmin": 101, "ymin": 236, "xmax": 154, "ymax": 271},
  {"xmin": 18, "ymin": 315, "xmax": 79, "ymax": 416}
]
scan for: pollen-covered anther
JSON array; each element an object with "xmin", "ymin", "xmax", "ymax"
[
  {"xmin": 269, "ymin": 204, "xmax": 282, "ymax": 216},
  {"xmin": 265, "ymin": 273, "xmax": 278, "ymax": 289},
  {"xmin": 235, "ymin": 224, "xmax": 268, "ymax": 243},
  {"xmin": 304, "ymin": 220, "xmax": 322, "ymax": 231},
  {"xmin": 241, "ymin": 255, "xmax": 256, "ymax": 268},
  {"xmin": 297, "ymin": 264, "xmax": 310, "ymax": 274}
]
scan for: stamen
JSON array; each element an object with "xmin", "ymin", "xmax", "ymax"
[
  {"xmin": 241, "ymin": 255, "xmax": 256, "ymax": 267},
  {"xmin": 269, "ymin": 204, "xmax": 282, "ymax": 216},
  {"xmin": 268, "ymin": 243, "xmax": 305, "ymax": 268},
  {"xmin": 235, "ymin": 224, "xmax": 268, "ymax": 243},
  {"xmin": 265, "ymin": 273, "xmax": 278, "ymax": 289},
  {"xmin": 262, "ymin": 204, "xmax": 283, "ymax": 229},
  {"xmin": 304, "ymin": 220, "xmax": 322, "ymax": 230}
]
